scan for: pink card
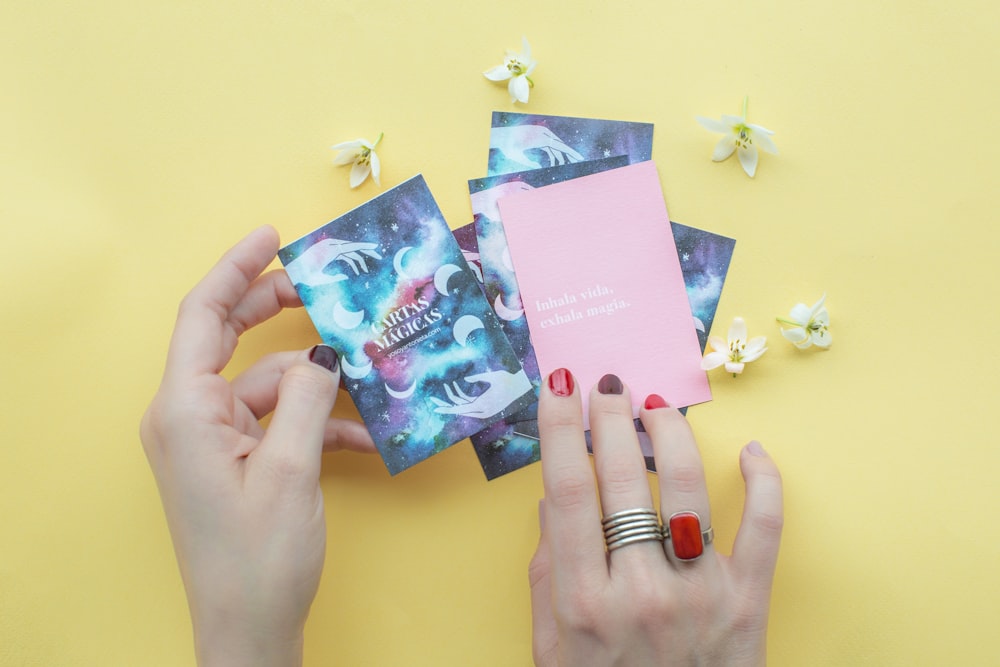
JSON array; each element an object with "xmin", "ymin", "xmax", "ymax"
[{"xmin": 498, "ymin": 161, "xmax": 711, "ymax": 427}]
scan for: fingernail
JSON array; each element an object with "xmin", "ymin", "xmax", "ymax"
[
  {"xmin": 548, "ymin": 368, "xmax": 574, "ymax": 397},
  {"xmin": 597, "ymin": 373, "xmax": 623, "ymax": 395},
  {"xmin": 308, "ymin": 344, "xmax": 339, "ymax": 373},
  {"xmin": 643, "ymin": 394, "xmax": 669, "ymax": 410},
  {"xmin": 746, "ymin": 440, "xmax": 767, "ymax": 457}
]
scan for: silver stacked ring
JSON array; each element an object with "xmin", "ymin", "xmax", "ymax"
[{"xmin": 602, "ymin": 508, "xmax": 662, "ymax": 552}]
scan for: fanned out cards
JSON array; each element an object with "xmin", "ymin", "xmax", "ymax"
[{"xmin": 285, "ymin": 112, "xmax": 735, "ymax": 478}]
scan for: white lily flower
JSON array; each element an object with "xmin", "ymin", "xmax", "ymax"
[
  {"xmin": 483, "ymin": 36, "xmax": 537, "ymax": 104},
  {"xmin": 778, "ymin": 293, "xmax": 832, "ymax": 349},
  {"xmin": 331, "ymin": 132, "xmax": 383, "ymax": 188},
  {"xmin": 696, "ymin": 97, "xmax": 777, "ymax": 177},
  {"xmin": 701, "ymin": 317, "xmax": 768, "ymax": 376}
]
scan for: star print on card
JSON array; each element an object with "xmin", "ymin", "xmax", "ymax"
[{"xmin": 279, "ymin": 175, "xmax": 536, "ymax": 475}]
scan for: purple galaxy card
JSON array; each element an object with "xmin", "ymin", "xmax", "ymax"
[
  {"xmin": 488, "ymin": 112, "xmax": 654, "ymax": 176},
  {"xmin": 279, "ymin": 175, "xmax": 536, "ymax": 475}
]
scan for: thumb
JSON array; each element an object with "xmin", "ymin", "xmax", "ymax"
[
  {"xmin": 253, "ymin": 345, "xmax": 341, "ymax": 487},
  {"xmin": 529, "ymin": 499, "xmax": 559, "ymax": 667},
  {"xmin": 731, "ymin": 440, "xmax": 784, "ymax": 585}
]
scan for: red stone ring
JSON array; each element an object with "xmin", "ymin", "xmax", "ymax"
[{"xmin": 662, "ymin": 511, "xmax": 714, "ymax": 561}]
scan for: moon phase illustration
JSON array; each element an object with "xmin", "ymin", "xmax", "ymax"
[
  {"xmin": 333, "ymin": 302, "xmax": 365, "ymax": 330},
  {"xmin": 385, "ymin": 380, "xmax": 417, "ymax": 399},
  {"xmin": 493, "ymin": 293, "xmax": 524, "ymax": 321},
  {"xmin": 434, "ymin": 263, "xmax": 463, "ymax": 296},
  {"xmin": 453, "ymin": 315, "xmax": 485, "ymax": 346},
  {"xmin": 393, "ymin": 246, "xmax": 414, "ymax": 279},
  {"xmin": 340, "ymin": 355, "xmax": 373, "ymax": 379}
]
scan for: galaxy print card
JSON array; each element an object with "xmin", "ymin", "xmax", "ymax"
[
  {"xmin": 499, "ymin": 161, "xmax": 712, "ymax": 428},
  {"xmin": 466, "ymin": 157, "xmax": 629, "ymax": 479},
  {"xmin": 488, "ymin": 111, "xmax": 654, "ymax": 177},
  {"xmin": 672, "ymin": 222, "xmax": 736, "ymax": 353},
  {"xmin": 279, "ymin": 175, "xmax": 536, "ymax": 475}
]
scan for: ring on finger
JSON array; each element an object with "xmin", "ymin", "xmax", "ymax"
[
  {"xmin": 602, "ymin": 508, "xmax": 662, "ymax": 553},
  {"xmin": 662, "ymin": 511, "xmax": 714, "ymax": 561}
]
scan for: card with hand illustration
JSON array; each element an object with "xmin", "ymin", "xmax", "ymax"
[
  {"xmin": 488, "ymin": 111, "xmax": 653, "ymax": 176},
  {"xmin": 499, "ymin": 161, "xmax": 712, "ymax": 428},
  {"xmin": 279, "ymin": 175, "xmax": 536, "ymax": 475}
]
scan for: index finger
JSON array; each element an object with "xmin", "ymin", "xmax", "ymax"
[
  {"xmin": 538, "ymin": 369, "xmax": 608, "ymax": 589},
  {"xmin": 164, "ymin": 225, "xmax": 282, "ymax": 382}
]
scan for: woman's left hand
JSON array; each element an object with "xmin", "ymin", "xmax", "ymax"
[{"xmin": 141, "ymin": 226, "xmax": 374, "ymax": 667}]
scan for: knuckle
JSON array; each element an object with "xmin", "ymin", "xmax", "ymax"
[
  {"xmin": 750, "ymin": 508, "xmax": 785, "ymax": 536},
  {"xmin": 597, "ymin": 459, "xmax": 645, "ymax": 496},
  {"xmin": 665, "ymin": 463, "xmax": 705, "ymax": 494},
  {"xmin": 556, "ymin": 588, "xmax": 605, "ymax": 634},
  {"xmin": 547, "ymin": 470, "xmax": 594, "ymax": 510},
  {"xmin": 281, "ymin": 365, "xmax": 337, "ymax": 403}
]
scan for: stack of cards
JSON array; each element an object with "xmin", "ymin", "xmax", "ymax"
[{"xmin": 281, "ymin": 112, "xmax": 735, "ymax": 478}]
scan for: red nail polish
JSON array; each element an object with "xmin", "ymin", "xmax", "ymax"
[
  {"xmin": 644, "ymin": 394, "xmax": 669, "ymax": 410},
  {"xmin": 548, "ymin": 368, "xmax": 574, "ymax": 397}
]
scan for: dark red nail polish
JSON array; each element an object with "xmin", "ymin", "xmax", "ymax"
[
  {"xmin": 548, "ymin": 368, "xmax": 574, "ymax": 397},
  {"xmin": 309, "ymin": 344, "xmax": 339, "ymax": 373},
  {"xmin": 644, "ymin": 394, "xmax": 669, "ymax": 410},
  {"xmin": 597, "ymin": 373, "xmax": 623, "ymax": 395}
]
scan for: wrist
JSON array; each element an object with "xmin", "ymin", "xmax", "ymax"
[{"xmin": 193, "ymin": 615, "xmax": 304, "ymax": 667}]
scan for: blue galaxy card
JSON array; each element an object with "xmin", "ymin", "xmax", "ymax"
[
  {"xmin": 488, "ymin": 112, "xmax": 654, "ymax": 176},
  {"xmin": 279, "ymin": 175, "xmax": 536, "ymax": 475}
]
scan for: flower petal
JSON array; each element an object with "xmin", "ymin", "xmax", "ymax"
[
  {"xmin": 712, "ymin": 137, "xmax": 736, "ymax": 162},
  {"xmin": 737, "ymin": 144, "xmax": 758, "ymax": 177},
  {"xmin": 811, "ymin": 329, "xmax": 832, "ymax": 348},
  {"xmin": 696, "ymin": 116, "xmax": 730, "ymax": 133},
  {"xmin": 483, "ymin": 65, "xmax": 512, "ymax": 81},
  {"xmin": 520, "ymin": 35, "xmax": 531, "ymax": 60},
  {"xmin": 369, "ymin": 151, "xmax": 381, "ymax": 186},
  {"xmin": 724, "ymin": 361, "xmax": 745, "ymax": 374},
  {"xmin": 721, "ymin": 114, "xmax": 745, "ymax": 126},
  {"xmin": 789, "ymin": 303, "xmax": 812, "ymax": 324},
  {"xmin": 331, "ymin": 139, "xmax": 364, "ymax": 151},
  {"xmin": 742, "ymin": 338, "xmax": 768, "ymax": 363},
  {"xmin": 701, "ymin": 351, "xmax": 728, "ymax": 370},
  {"xmin": 707, "ymin": 335, "xmax": 728, "ymax": 353},
  {"xmin": 728, "ymin": 317, "xmax": 748, "ymax": 343},
  {"xmin": 780, "ymin": 326, "xmax": 808, "ymax": 344},
  {"xmin": 809, "ymin": 293, "xmax": 827, "ymax": 315},
  {"xmin": 349, "ymin": 162, "xmax": 371, "ymax": 188},
  {"xmin": 332, "ymin": 149, "xmax": 359, "ymax": 166},
  {"xmin": 509, "ymin": 75, "xmax": 530, "ymax": 103},
  {"xmin": 751, "ymin": 127, "xmax": 779, "ymax": 155}
]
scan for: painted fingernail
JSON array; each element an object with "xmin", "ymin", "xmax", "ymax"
[
  {"xmin": 548, "ymin": 368, "xmax": 574, "ymax": 397},
  {"xmin": 597, "ymin": 373, "xmax": 623, "ymax": 395},
  {"xmin": 308, "ymin": 344, "xmax": 339, "ymax": 373},
  {"xmin": 746, "ymin": 440, "xmax": 767, "ymax": 457},
  {"xmin": 643, "ymin": 394, "xmax": 669, "ymax": 410}
]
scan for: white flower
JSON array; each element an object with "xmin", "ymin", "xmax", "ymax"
[
  {"xmin": 696, "ymin": 98, "xmax": 777, "ymax": 177},
  {"xmin": 331, "ymin": 132, "xmax": 383, "ymax": 188},
  {"xmin": 701, "ymin": 317, "xmax": 768, "ymax": 376},
  {"xmin": 483, "ymin": 36, "xmax": 537, "ymax": 104},
  {"xmin": 778, "ymin": 294, "xmax": 832, "ymax": 349}
]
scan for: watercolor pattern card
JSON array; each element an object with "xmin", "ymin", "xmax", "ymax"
[
  {"xmin": 499, "ymin": 161, "xmax": 712, "ymax": 426},
  {"xmin": 488, "ymin": 112, "xmax": 654, "ymax": 176},
  {"xmin": 279, "ymin": 175, "xmax": 536, "ymax": 475}
]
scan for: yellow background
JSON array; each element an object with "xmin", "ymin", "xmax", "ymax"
[{"xmin": 2, "ymin": 1, "xmax": 998, "ymax": 664}]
